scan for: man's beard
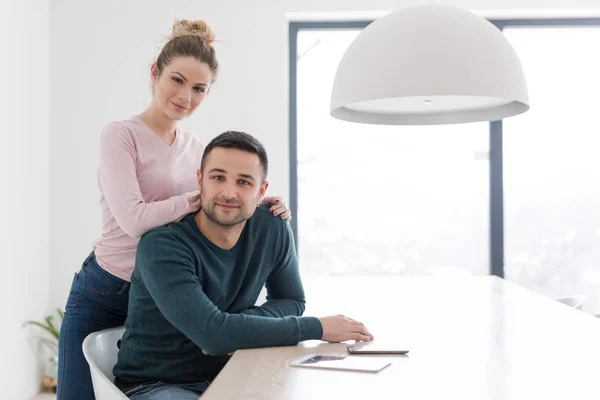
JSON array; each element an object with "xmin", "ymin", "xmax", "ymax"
[{"xmin": 201, "ymin": 195, "xmax": 251, "ymax": 227}]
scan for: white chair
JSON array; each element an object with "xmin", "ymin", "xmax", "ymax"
[
  {"xmin": 82, "ymin": 326, "xmax": 129, "ymax": 400},
  {"xmin": 556, "ymin": 295, "xmax": 586, "ymax": 311}
]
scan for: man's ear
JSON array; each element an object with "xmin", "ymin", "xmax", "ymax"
[
  {"xmin": 196, "ymin": 169, "xmax": 203, "ymax": 188},
  {"xmin": 258, "ymin": 181, "xmax": 269, "ymax": 202}
]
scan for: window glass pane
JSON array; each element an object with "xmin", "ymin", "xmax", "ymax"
[
  {"xmin": 504, "ymin": 27, "xmax": 600, "ymax": 312},
  {"xmin": 297, "ymin": 29, "xmax": 489, "ymax": 276}
]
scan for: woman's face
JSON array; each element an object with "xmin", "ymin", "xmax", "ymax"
[{"xmin": 151, "ymin": 56, "xmax": 213, "ymax": 121}]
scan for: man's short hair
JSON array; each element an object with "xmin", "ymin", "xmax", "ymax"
[{"xmin": 201, "ymin": 131, "xmax": 269, "ymax": 181}]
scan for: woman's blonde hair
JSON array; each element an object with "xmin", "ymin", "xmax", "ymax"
[{"xmin": 155, "ymin": 19, "xmax": 219, "ymax": 82}]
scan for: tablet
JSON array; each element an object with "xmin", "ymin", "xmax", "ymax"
[
  {"xmin": 347, "ymin": 341, "xmax": 410, "ymax": 355},
  {"xmin": 290, "ymin": 354, "xmax": 391, "ymax": 373}
]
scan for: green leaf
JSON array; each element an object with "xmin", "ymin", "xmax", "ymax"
[
  {"xmin": 45, "ymin": 316, "xmax": 59, "ymax": 339},
  {"xmin": 23, "ymin": 320, "xmax": 59, "ymax": 340},
  {"xmin": 22, "ymin": 309, "xmax": 65, "ymax": 341}
]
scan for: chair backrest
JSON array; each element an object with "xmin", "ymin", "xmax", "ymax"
[{"xmin": 82, "ymin": 326, "xmax": 129, "ymax": 400}]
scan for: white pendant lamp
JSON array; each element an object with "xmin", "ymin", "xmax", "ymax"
[{"xmin": 330, "ymin": 5, "xmax": 529, "ymax": 125}]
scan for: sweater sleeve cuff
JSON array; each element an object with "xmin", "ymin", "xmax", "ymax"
[
  {"xmin": 182, "ymin": 193, "xmax": 193, "ymax": 212},
  {"xmin": 299, "ymin": 317, "xmax": 323, "ymax": 341}
]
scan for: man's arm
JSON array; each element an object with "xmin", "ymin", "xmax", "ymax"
[
  {"xmin": 135, "ymin": 229, "xmax": 323, "ymax": 356},
  {"xmin": 238, "ymin": 221, "xmax": 306, "ymax": 318}
]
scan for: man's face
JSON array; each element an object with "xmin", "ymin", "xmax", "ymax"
[{"xmin": 197, "ymin": 147, "xmax": 268, "ymax": 227}]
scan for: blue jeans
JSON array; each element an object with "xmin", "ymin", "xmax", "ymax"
[
  {"xmin": 57, "ymin": 252, "xmax": 130, "ymax": 400},
  {"xmin": 125, "ymin": 381, "xmax": 210, "ymax": 399}
]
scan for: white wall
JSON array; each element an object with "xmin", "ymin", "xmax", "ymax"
[
  {"xmin": 0, "ymin": 0, "xmax": 50, "ymax": 399},
  {"xmin": 0, "ymin": 0, "xmax": 593, "ymax": 397},
  {"xmin": 49, "ymin": 0, "xmax": 600, "ymax": 310}
]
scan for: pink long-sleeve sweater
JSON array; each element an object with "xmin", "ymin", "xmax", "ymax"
[{"xmin": 92, "ymin": 116, "xmax": 204, "ymax": 281}]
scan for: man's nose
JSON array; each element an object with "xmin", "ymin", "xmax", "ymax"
[{"xmin": 221, "ymin": 183, "xmax": 237, "ymax": 199}]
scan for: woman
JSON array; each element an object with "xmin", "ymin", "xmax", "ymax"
[{"xmin": 57, "ymin": 19, "xmax": 291, "ymax": 399}]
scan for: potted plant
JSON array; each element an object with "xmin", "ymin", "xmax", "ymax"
[{"xmin": 23, "ymin": 308, "xmax": 64, "ymax": 392}]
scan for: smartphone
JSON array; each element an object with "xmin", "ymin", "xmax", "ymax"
[{"xmin": 347, "ymin": 341, "xmax": 410, "ymax": 355}]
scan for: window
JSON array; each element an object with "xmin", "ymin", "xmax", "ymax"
[
  {"xmin": 291, "ymin": 19, "xmax": 600, "ymax": 312},
  {"xmin": 295, "ymin": 29, "xmax": 489, "ymax": 277},
  {"xmin": 503, "ymin": 26, "xmax": 600, "ymax": 311}
]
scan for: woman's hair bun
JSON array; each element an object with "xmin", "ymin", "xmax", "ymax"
[{"xmin": 171, "ymin": 19, "xmax": 216, "ymax": 45}]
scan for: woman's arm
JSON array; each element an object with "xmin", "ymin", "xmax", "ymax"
[{"xmin": 97, "ymin": 122, "xmax": 200, "ymax": 238}]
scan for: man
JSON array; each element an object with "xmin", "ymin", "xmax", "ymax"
[{"xmin": 114, "ymin": 131, "xmax": 373, "ymax": 399}]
